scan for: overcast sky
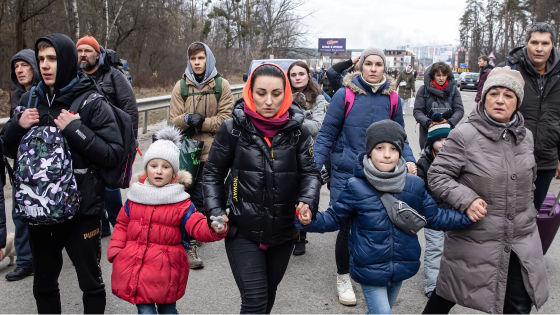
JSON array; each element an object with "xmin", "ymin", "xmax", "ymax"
[{"xmin": 297, "ymin": 0, "xmax": 467, "ymax": 49}]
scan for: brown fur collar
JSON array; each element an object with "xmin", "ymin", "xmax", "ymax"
[
  {"xmin": 132, "ymin": 170, "xmax": 193, "ymax": 188},
  {"xmin": 342, "ymin": 72, "xmax": 396, "ymax": 96}
]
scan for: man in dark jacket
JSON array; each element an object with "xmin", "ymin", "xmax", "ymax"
[
  {"xmin": 499, "ymin": 22, "xmax": 560, "ymax": 211},
  {"xmin": 4, "ymin": 49, "xmax": 40, "ymax": 281},
  {"xmin": 475, "ymin": 55, "xmax": 493, "ymax": 103},
  {"xmin": 2, "ymin": 33, "xmax": 124, "ymax": 314},
  {"xmin": 76, "ymin": 35, "xmax": 138, "ymax": 238},
  {"xmin": 326, "ymin": 55, "xmax": 360, "ymax": 92}
]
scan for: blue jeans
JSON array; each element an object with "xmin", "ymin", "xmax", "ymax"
[
  {"xmin": 101, "ymin": 187, "xmax": 122, "ymax": 233},
  {"xmin": 136, "ymin": 303, "xmax": 178, "ymax": 314},
  {"xmin": 361, "ymin": 281, "xmax": 403, "ymax": 314}
]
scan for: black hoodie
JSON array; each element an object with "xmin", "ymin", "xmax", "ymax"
[
  {"xmin": 2, "ymin": 33, "xmax": 124, "ymax": 217},
  {"xmin": 10, "ymin": 49, "xmax": 40, "ymax": 115}
]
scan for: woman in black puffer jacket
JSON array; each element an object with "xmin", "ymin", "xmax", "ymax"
[{"xmin": 203, "ymin": 63, "xmax": 321, "ymax": 314}]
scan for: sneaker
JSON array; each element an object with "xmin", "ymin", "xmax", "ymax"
[
  {"xmin": 293, "ymin": 238, "xmax": 308, "ymax": 256},
  {"xmin": 336, "ymin": 274, "xmax": 357, "ymax": 306},
  {"xmin": 186, "ymin": 245, "xmax": 204, "ymax": 269},
  {"xmin": 6, "ymin": 267, "xmax": 33, "ymax": 281}
]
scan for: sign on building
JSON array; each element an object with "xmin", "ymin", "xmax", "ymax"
[{"xmin": 318, "ymin": 38, "xmax": 347, "ymax": 53}]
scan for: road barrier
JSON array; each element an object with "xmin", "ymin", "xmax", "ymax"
[{"xmin": 0, "ymin": 83, "xmax": 246, "ymax": 133}]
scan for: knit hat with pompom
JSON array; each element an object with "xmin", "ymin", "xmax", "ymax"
[{"xmin": 143, "ymin": 126, "xmax": 182, "ymax": 174}]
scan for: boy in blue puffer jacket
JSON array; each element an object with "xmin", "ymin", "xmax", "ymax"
[{"xmin": 296, "ymin": 120, "xmax": 474, "ymax": 314}]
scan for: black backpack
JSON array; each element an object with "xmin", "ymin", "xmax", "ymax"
[
  {"xmin": 424, "ymin": 85, "xmax": 456, "ymax": 119},
  {"xmin": 69, "ymin": 80, "xmax": 139, "ymax": 189}
]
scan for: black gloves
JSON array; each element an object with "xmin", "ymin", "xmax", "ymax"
[{"xmin": 186, "ymin": 113, "xmax": 206, "ymax": 129}]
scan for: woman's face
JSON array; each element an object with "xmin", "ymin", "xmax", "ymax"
[
  {"xmin": 484, "ymin": 87, "xmax": 517, "ymax": 123},
  {"xmin": 362, "ymin": 55, "xmax": 385, "ymax": 84},
  {"xmin": 289, "ymin": 65, "xmax": 310, "ymax": 92},
  {"xmin": 434, "ymin": 71, "xmax": 447, "ymax": 86},
  {"xmin": 252, "ymin": 76, "xmax": 285, "ymax": 118},
  {"xmin": 146, "ymin": 158, "xmax": 175, "ymax": 187},
  {"xmin": 370, "ymin": 142, "xmax": 400, "ymax": 172}
]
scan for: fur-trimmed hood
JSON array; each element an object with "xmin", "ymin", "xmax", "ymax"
[
  {"xmin": 342, "ymin": 72, "xmax": 396, "ymax": 96},
  {"xmin": 127, "ymin": 170, "xmax": 193, "ymax": 205}
]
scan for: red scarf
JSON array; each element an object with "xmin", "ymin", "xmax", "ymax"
[{"xmin": 432, "ymin": 79, "xmax": 449, "ymax": 91}]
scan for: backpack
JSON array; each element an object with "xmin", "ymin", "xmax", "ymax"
[
  {"xmin": 423, "ymin": 85, "xmax": 456, "ymax": 119},
  {"xmin": 12, "ymin": 87, "xmax": 81, "ymax": 225},
  {"xmin": 105, "ymin": 49, "xmax": 132, "ymax": 85},
  {"xmin": 505, "ymin": 60, "xmax": 517, "ymax": 70},
  {"xmin": 69, "ymin": 81, "xmax": 139, "ymax": 189},
  {"xmin": 180, "ymin": 76, "xmax": 222, "ymax": 105},
  {"xmin": 343, "ymin": 87, "xmax": 399, "ymax": 119}
]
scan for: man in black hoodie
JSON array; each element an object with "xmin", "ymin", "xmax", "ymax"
[
  {"xmin": 499, "ymin": 22, "xmax": 560, "ymax": 212},
  {"xmin": 4, "ymin": 49, "xmax": 40, "ymax": 281},
  {"xmin": 2, "ymin": 33, "xmax": 124, "ymax": 314}
]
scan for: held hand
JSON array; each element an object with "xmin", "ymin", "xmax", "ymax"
[
  {"xmin": 54, "ymin": 109, "xmax": 80, "ymax": 131},
  {"xmin": 466, "ymin": 198, "xmax": 488, "ymax": 222},
  {"xmin": 210, "ymin": 214, "xmax": 229, "ymax": 234},
  {"xmin": 406, "ymin": 162, "xmax": 417, "ymax": 175},
  {"xmin": 296, "ymin": 202, "xmax": 312, "ymax": 225},
  {"xmin": 555, "ymin": 161, "xmax": 560, "ymax": 179},
  {"xmin": 18, "ymin": 108, "xmax": 40, "ymax": 129}
]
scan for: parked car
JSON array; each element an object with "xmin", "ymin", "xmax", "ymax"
[
  {"xmin": 243, "ymin": 59, "xmax": 302, "ymax": 82},
  {"xmin": 459, "ymin": 73, "xmax": 480, "ymax": 91},
  {"xmin": 456, "ymin": 72, "xmax": 474, "ymax": 87},
  {"xmin": 452, "ymin": 71, "xmax": 460, "ymax": 83}
]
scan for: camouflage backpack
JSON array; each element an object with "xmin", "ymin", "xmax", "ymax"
[{"xmin": 13, "ymin": 87, "xmax": 80, "ymax": 225}]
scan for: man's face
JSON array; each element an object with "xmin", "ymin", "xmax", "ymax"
[
  {"xmin": 526, "ymin": 31, "xmax": 554, "ymax": 70},
  {"xmin": 189, "ymin": 51, "xmax": 206, "ymax": 75},
  {"xmin": 478, "ymin": 58, "xmax": 487, "ymax": 67},
  {"xmin": 38, "ymin": 46, "xmax": 57, "ymax": 90},
  {"xmin": 77, "ymin": 44, "xmax": 99, "ymax": 73},
  {"xmin": 14, "ymin": 61, "xmax": 34, "ymax": 89}
]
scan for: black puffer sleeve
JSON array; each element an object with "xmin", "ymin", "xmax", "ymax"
[{"xmin": 295, "ymin": 126, "xmax": 322, "ymax": 217}]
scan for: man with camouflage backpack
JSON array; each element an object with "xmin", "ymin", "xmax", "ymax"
[
  {"xmin": 170, "ymin": 42, "xmax": 234, "ymax": 269},
  {"xmin": 1, "ymin": 33, "xmax": 124, "ymax": 314}
]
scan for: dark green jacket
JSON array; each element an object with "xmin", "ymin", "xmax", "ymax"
[{"xmin": 396, "ymin": 70, "xmax": 416, "ymax": 99}]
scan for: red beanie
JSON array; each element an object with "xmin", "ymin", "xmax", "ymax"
[{"xmin": 76, "ymin": 35, "xmax": 100, "ymax": 53}]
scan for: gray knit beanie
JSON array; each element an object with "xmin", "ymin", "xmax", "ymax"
[
  {"xmin": 359, "ymin": 46, "xmax": 387, "ymax": 72},
  {"xmin": 143, "ymin": 126, "xmax": 183, "ymax": 174},
  {"xmin": 365, "ymin": 120, "xmax": 407, "ymax": 157},
  {"xmin": 481, "ymin": 66, "xmax": 525, "ymax": 108}
]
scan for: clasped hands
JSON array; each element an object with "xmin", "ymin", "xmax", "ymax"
[
  {"xmin": 296, "ymin": 201, "xmax": 312, "ymax": 225},
  {"xmin": 210, "ymin": 208, "xmax": 230, "ymax": 234}
]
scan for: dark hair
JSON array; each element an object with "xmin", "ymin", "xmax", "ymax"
[
  {"xmin": 479, "ymin": 55, "xmax": 490, "ymax": 63},
  {"xmin": 430, "ymin": 61, "xmax": 453, "ymax": 81},
  {"xmin": 188, "ymin": 43, "xmax": 206, "ymax": 57},
  {"xmin": 250, "ymin": 64, "xmax": 286, "ymax": 91},
  {"xmin": 37, "ymin": 40, "xmax": 53, "ymax": 51},
  {"xmin": 526, "ymin": 22, "xmax": 556, "ymax": 43},
  {"xmin": 287, "ymin": 61, "xmax": 323, "ymax": 107}
]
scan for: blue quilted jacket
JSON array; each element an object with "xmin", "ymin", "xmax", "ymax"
[{"xmin": 296, "ymin": 153, "xmax": 473, "ymax": 286}]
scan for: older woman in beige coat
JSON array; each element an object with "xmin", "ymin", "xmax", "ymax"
[{"xmin": 423, "ymin": 67, "xmax": 549, "ymax": 314}]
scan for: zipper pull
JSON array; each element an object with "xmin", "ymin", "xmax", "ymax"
[{"xmin": 271, "ymin": 149, "xmax": 274, "ymax": 159}]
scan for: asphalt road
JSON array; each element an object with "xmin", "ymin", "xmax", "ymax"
[{"xmin": 1, "ymin": 80, "xmax": 559, "ymax": 314}]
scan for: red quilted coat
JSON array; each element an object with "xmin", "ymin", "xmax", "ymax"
[{"xmin": 107, "ymin": 171, "xmax": 227, "ymax": 304}]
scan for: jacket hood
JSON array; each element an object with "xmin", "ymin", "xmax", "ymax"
[
  {"xmin": 35, "ymin": 33, "xmax": 78, "ymax": 95},
  {"xmin": 342, "ymin": 72, "xmax": 396, "ymax": 96},
  {"xmin": 423, "ymin": 65, "xmax": 455, "ymax": 97},
  {"xmin": 184, "ymin": 42, "xmax": 218, "ymax": 90},
  {"xmin": 35, "ymin": 72, "xmax": 93, "ymax": 107},
  {"xmin": 232, "ymin": 98, "xmax": 304, "ymax": 134},
  {"xmin": 11, "ymin": 49, "xmax": 40, "ymax": 92},
  {"xmin": 506, "ymin": 46, "xmax": 560, "ymax": 76},
  {"xmin": 467, "ymin": 102, "xmax": 527, "ymax": 145},
  {"xmin": 242, "ymin": 62, "xmax": 294, "ymax": 119}
]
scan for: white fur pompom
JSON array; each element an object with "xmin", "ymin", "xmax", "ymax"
[{"xmin": 155, "ymin": 126, "xmax": 182, "ymax": 147}]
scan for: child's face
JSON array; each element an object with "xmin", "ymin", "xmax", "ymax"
[
  {"xmin": 146, "ymin": 158, "xmax": 175, "ymax": 187},
  {"xmin": 370, "ymin": 142, "xmax": 400, "ymax": 172},
  {"xmin": 433, "ymin": 138, "xmax": 447, "ymax": 153}
]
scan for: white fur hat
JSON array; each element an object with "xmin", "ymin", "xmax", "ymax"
[{"xmin": 143, "ymin": 126, "xmax": 182, "ymax": 174}]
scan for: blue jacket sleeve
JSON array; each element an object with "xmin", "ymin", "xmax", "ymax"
[
  {"xmin": 313, "ymin": 88, "xmax": 347, "ymax": 169},
  {"xmin": 420, "ymin": 188, "xmax": 472, "ymax": 231},
  {"xmin": 294, "ymin": 180, "xmax": 356, "ymax": 232},
  {"xmin": 391, "ymin": 97, "xmax": 416, "ymax": 163}
]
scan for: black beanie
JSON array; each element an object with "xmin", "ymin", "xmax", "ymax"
[{"xmin": 365, "ymin": 120, "xmax": 407, "ymax": 157}]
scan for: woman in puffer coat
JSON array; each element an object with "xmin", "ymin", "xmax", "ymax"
[
  {"xmin": 297, "ymin": 120, "xmax": 472, "ymax": 314},
  {"xmin": 423, "ymin": 67, "xmax": 549, "ymax": 314},
  {"xmin": 203, "ymin": 63, "xmax": 321, "ymax": 314},
  {"xmin": 108, "ymin": 127, "xmax": 227, "ymax": 314},
  {"xmin": 313, "ymin": 46, "xmax": 416, "ymax": 306}
]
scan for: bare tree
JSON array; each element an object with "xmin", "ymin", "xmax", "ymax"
[{"xmin": 72, "ymin": 0, "xmax": 79, "ymax": 40}]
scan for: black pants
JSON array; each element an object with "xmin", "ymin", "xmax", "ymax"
[
  {"xmin": 101, "ymin": 187, "xmax": 122, "ymax": 233},
  {"xmin": 183, "ymin": 162, "xmax": 205, "ymax": 246},
  {"xmin": 335, "ymin": 221, "xmax": 351, "ymax": 275},
  {"xmin": 422, "ymin": 252, "xmax": 532, "ymax": 314},
  {"xmin": 534, "ymin": 169, "xmax": 556, "ymax": 212},
  {"xmin": 28, "ymin": 216, "xmax": 106, "ymax": 314},
  {"xmin": 225, "ymin": 235, "xmax": 295, "ymax": 314}
]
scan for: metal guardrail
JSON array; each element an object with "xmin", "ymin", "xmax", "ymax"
[{"xmin": 0, "ymin": 83, "xmax": 245, "ymax": 133}]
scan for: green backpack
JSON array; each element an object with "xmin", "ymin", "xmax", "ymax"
[{"xmin": 180, "ymin": 76, "xmax": 222, "ymax": 104}]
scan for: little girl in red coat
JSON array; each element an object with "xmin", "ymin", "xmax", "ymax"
[{"xmin": 108, "ymin": 127, "xmax": 228, "ymax": 314}]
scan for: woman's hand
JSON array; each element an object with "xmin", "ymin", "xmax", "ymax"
[
  {"xmin": 406, "ymin": 162, "xmax": 417, "ymax": 175},
  {"xmin": 466, "ymin": 198, "xmax": 487, "ymax": 222},
  {"xmin": 296, "ymin": 202, "xmax": 312, "ymax": 225}
]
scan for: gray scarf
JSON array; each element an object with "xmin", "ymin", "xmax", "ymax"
[
  {"xmin": 483, "ymin": 108, "xmax": 517, "ymax": 128},
  {"xmin": 362, "ymin": 155, "xmax": 407, "ymax": 193},
  {"xmin": 185, "ymin": 42, "xmax": 219, "ymax": 90}
]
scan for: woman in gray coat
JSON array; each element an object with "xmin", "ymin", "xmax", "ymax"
[{"xmin": 423, "ymin": 67, "xmax": 549, "ymax": 314}]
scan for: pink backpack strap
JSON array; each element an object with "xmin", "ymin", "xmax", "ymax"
[
  {"xmin": 344, "ymin": 87, "xmax": 356, "ymax": 118},
  {"xmin": 389, "ymin": 91, "xmax": 399, "ymax": 119}
]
